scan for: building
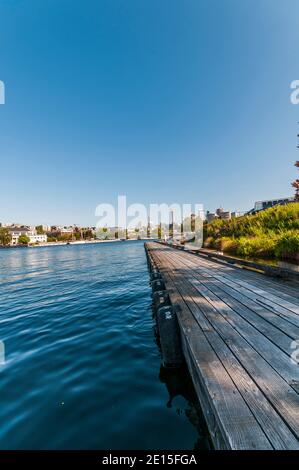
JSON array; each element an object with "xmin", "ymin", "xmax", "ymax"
[
  {"xmin": 60, "ymin": 227, "xmax": 74, "ymax": 234},
  {"xmin": 206, "ymin": 208, "xmax": 231, "ymax": 222},
  {"xmin": 231, "ymin": 211, "xmax": 243, "ymax": 218},
  {"xmin": 253, "ymin": 197, "xmax": 294, "ymax": 212},
  {"xmin": 0, "ymin": 222, "xmax": 13, "ymax": 228},
  {"xmin": 216, "ymin": 208, "xmax": 231, "ymax": 220},
  {"xmin": 40, "ymin": 224, "xmax": 51, "ymax": 232},
  {"xmin": 46, "ymin": 226, "xmax": 74, "ymax": 238},
  {"xmin": 8, "ymin": 227, "xmax": 47, "ymax": 245},
  {"xmin": 206, "ymin": 211, "xmax": 217, "ymax": 222},
  {"xmin": 219, "ymin": 211, "xmax": 231, "ymax": 220},
  {"xmin": 1, "ymin": 222, "xmax": 22, "ymax": 228}
]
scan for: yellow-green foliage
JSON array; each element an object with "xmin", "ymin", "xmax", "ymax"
[
  {"xmin": 219, "ymin": 236, "xmax": 238, "ymax": 253},
  {"xmin": 236, "ymin": 236, "xmax": 277, "ymax": 258},
  {"xmin": 275, "ymin": 231, "xmax": 299, "ymax": 259},
  {"xmin": 203, "ymin": 236, "xmax": 215, "ymax": 248},
  {"xmin": 204, "ymin": 203, "xmax": 299, "ymax": 260}
]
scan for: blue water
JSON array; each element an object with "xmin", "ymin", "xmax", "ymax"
[{"xmin": 0, "ymin": 241, "xmax": 208, "ymax": 450}]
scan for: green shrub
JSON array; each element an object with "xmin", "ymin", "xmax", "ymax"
[
  {"xmin": 236, "ymin": 236, "xmax": 277, "ymax": 258},
  {"xmin": 219, "ymin": 236, "xmax": 238, "ymax": 253},
  {"xmin": 18, "ymin": 235, "xmax": 30, "ymax": 245},
  {"xmin": 275, "ymin": 232, "xmax": 299, "ymax": 260},
  {"xmin": 203, "ymin": 203, "xmax": 299, "ymax": 260},
  {"xmin": 205, "ymin": 203, "xmax": 299, "ymax": 239},
  {"xmin": 203, "ymin": 236, "xmax": 215, "ymax": 248}
]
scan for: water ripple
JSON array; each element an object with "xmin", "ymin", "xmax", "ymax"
[{"xmin": 0, "ymin": 241, "xmax": 204, "ymax": 449}]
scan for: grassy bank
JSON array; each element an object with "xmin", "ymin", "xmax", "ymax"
[{"xmin": 204, "ymin": 203, "xmax": 299, "ymax": 262}]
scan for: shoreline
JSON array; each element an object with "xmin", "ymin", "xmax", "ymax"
[{"xmin": 0, "ymin": 238, "xmax": 156, "ymax": 250}]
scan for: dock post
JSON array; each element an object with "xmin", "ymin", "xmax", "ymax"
[
  {"xmin": 151, "ymin": 279, "xmax": 165, "ymax": 292},
  {"xmin": 152, "ymin": 290, "xmax": 170, "ymax": 313},
  {"xmin": 145, "ymin": 242, "xmax": 183, "ymax": 369},
  {"xmin": 150, "ymin": 271, "xmax": 162, "ymax": 282},
  {"xmin": 156, "ymin": 305, "xmax": 184, "ymax": 368}
]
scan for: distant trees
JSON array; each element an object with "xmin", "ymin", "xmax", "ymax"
[
  {"xmin": 18, "ymin": 235, "xmax": 30, "ymax": 245},
  {"xmin": 0, "ymin": 228, "xmax": 11, "ymax": 245},
  {"xmin": 83, "ymin": 229, "xmax": 93, "ymax": 239},
  {"xmin": 57, "ymin": 234, "xmax": 72, "ymax": 242},
  {"xmin": 292, "ymin": 160, "xmax": 299, "ymax": 202},
  {"xmin": 96, "ymin": 227, "xmax": 108, "ymax": 240},
  {"xmin": 36, "ymin": 225, "xmax": 44, "ymax": 234}
]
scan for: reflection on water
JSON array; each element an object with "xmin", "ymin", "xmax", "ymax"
[
  {"xmin": 159, "ymin": 366, "xmax": 211, "ymax": 450},
  {"xmin": 0, "ymin": 241, "xmax": 207, "ymax": 449},
  {"xmin": 150, "ymin": 264, "xmax": 211, "ymax": 449}
]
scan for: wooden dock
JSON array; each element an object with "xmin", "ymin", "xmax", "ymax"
[{"xmin": 145, "ymin": 242, "xmax": 299, "ymax": 450}]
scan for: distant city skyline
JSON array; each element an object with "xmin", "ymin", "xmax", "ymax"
[
  {"xmin": 0, "ymin": 0, "xmax": 298, "ymax": 225},
  {"xmin": 0, "ymin": 194, "xmax": 293, "ymax": 228}
]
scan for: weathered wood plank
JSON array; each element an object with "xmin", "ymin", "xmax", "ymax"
[
  {"xmin": 161, "ymin": 251, "xmax": 299, "ymax": 415},
  {"xmin": 145, "ymin": 242, "xmax": 299, "ymax": 450},
  {"xmin": 167, "ymin": 250, "xmax": 299, "ymax": 350},
  {"xmin": 182, "ymin": 248, "xmax": 299, "ymax": 300},
  {"xmin": 151, "ymin": 251, "xmax": 273, "ymax": 449},
  {"xmin": 159, "ymin": 263, "xmax": 299, "ymax": 449},
  {"xmin": 170, "ymin": 250, "xmax": 299, "ymax": 328}
]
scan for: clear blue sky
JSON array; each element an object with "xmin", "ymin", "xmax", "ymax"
[{"xmin": 0, "ymin": 0, "xmax": 298, "ymax": 225}]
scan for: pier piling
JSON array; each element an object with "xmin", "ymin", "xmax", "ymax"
[{"xmin": 144, "ymin": 241, "xmax": 299, "ymax": 450}]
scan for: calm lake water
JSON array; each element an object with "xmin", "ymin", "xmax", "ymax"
[{"xmin": 0, "ymin": 241, "xmax": 208, "ymax": 450}]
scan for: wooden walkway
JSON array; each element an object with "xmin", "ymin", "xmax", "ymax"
[{"xmin": 145, "ymin": 242, "xmax": 299, "ymax": 450}]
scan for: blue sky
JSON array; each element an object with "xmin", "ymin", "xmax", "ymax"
[{"xmin": 0, "ymin": 0, "xmax": 298, "ymax": 225}]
